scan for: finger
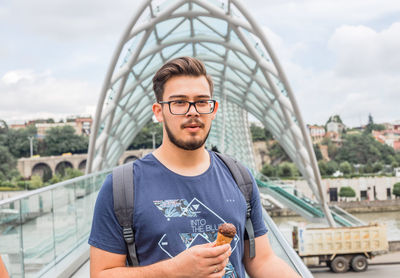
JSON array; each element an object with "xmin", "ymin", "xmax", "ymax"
[
  {"xmin": 210, "ymin": 266, "xmax": 226, "ymax": 278},
  {"xmin": 202, "ymin": 244, "xmax": 230, "ymax": 258},
  {"xmin": 209, "ymin": 265, "xmax": 226, "ymax": 275}
]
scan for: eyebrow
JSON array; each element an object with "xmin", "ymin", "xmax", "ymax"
[{"xmin": 168, "ymin": 94, "xmax": 211, "ymax": 100}]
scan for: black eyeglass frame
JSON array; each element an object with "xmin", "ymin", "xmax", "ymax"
[{"xmin": 158, "ymin": 100, "xmax": 216, "ymax": 115}]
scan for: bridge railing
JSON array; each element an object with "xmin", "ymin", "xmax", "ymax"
[{"xmin": 0, "ymin": 169, "xmax": 111, "ymax": 278}]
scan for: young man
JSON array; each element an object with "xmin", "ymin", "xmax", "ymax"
[{"xmin": 89, "ymin": 57, "xmax": 299, "ymax": 278}]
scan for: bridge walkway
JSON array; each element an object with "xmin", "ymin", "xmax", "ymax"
[
  {"xmin": 255, "ymin": 174, "xmax": 365, "ymax": 227},
  {"xmin": 1, "ymin": 170, "xmax": 364, "ymax": 277}
]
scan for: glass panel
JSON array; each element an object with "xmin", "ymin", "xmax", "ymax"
[
  {"xmin": 161, "ymin": 43, "xmax": 186, "ymax": 59},
  {"xmin": 197, "ymin": 17, "xmax": 227, "ymax": 37},
  {"xmin": 200, "ymin": 42, "xmax": 226, "ymax": 56},
  {"xmin": 0, "ymin": 170, "xmax": 111, "ymax": 277},
  {"xmin": 21, "ymin": 191, "xmax": 54, "ymax": 278},
  {"xmin": 142, "ymin": 31, "xmax": 158, "ymax": 50},
  {"xmin": 132, "ymin": 54, "xmax": 153, "ymax": 77},
  {"xmin": 190, "ymin": 2, "xmax": 209, "ymax": 13},
  {"xmin": 205, "ymin": 61, "xmax": 224, "ymax": 71},
  {"xmin": 52, "ymin": 184, "xmax": 77, "ymax": 261},
  {"xmin": 160, "ymin": 18, "xmax": 191, "ymax": 42},
  {"xmin": 155, "ymin": 17, "xmax": 183, "ymax": 40},
  {"xmin": 0, "ymin": 199, "xmax": 23, "ymax": 278},
  {"xmin": 235, "ymin": 51, "xmax": 256, "ymax": 70},
  {"xmin": 118, "ymin": 31, "xmax": 145, "ymax": 68},
  {"xmin": 75, "ymin": 179, "xmax": 94, "ymax": 242}
]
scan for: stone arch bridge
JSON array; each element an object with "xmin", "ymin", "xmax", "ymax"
[{"xmin": 17, "ymin": 149, "xmax": 152, "ymax": 180}]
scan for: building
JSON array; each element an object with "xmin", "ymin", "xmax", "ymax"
[
  {"xmin": 326, "ymin": 121, "xmax": 345, "ymax": 134},
  {"xmin": 308, "ymin": 125, "xmax": 326, "ymax": 144},
  {"xmin": 393, "ymin": 120, "xmax": 400, "ymax": 131},
  {"xmin": 372, "ymin": 129, "xmax": 400, "ymax": 151},
  {"xmin": 36, "ymin": 117, "xmax": 92, "ymax": 138},
  {"xmin": 9, "ymin": 117, "xmax": 92, "ymax": 137},
  {"xmin": 325, "ymin": 131, "xmax": 343, "ymax": 146},
  {"xmin": 9, "ymin": 123, "xmax": 27, "ymax": 130}
]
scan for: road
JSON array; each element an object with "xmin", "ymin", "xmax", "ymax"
[{"xmin": 311, "ymin": 264, "xmax": 400, "ymax": 277}]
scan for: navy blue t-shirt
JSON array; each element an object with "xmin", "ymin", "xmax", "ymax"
[{"xmin": 89, "ymin": 151, "xmax": 267, "ymax": 277}]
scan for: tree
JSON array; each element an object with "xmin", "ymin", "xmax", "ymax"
[
  {"xmin": 393, "ymin": 182, "xmax": 400, "ymax": 198},
  {"xmin": 43, "ymin": 126, "xmax": 88, "ymax": 155},
  {"xmin": 30, "ymin": 175, "xmax": 43, "ymax": 190},
  {"xmin": 335, "ymin": 133, "xmax": 395, "ymax": 165},
  {"xmin": 0, "ymin": 146, "xmax": 17, "ymax": 181},
  {"xmin": 321, "ymin": 138, "xmax": 338, "ymax": 160},
  {"xmin": 326, "ymin": 161, "xmax": 338, "ymax": 175},
  {"xmin": 326, "ymin": 115, "xmax": 343, "ymax": 125},
  {"xmin": 339, "ymin": 161, "xmax": 352, "ymax": 175},
  {"xmin": 0, "ymin": 119, "xmax": 8, "ymax": 134},
  {"xmin": 269, "ymin": 142, "xmax": 290, "ymax": 164},
  {"xmin": 250, "ymin": 123, "xmax": 272, "ymax": 142},
  {"xmin": 318, "ymin": 160, "xmax": 327, "ymax": 176},
  {"xmin": 372, "ymin": 161, "xmax": 384, "ymax": 173},
  {"xmin": 339, "ymin": 186, "xmax": 356, "ymax": 201},
  {"xmin": 278, "ymin": 162, "xmax": 298, "ymax": 178},
  {"xmin": 261, "ymin": 164, "xmax": 277, "ymax": 177},
  {"xmin": 6, "ymin": 125, "xmax": 38, "ymax": 158},
  {"xmin": 364, "ymin": 113, "xmax": 374, "ymax": 134},
  {"xmin": 129, "ymin": 121, "xmax": 162, "ymax": 150},
  {"xmin": 372, "ymin": 124, "xmax": 386, "ymax": 131},
  {"xmin": 313, "ymin": 144, "xmax": 323, "ymax": 160},
  {"xmin": 62, "ymin": 168, "xmax": 83, "ymax": 180}
]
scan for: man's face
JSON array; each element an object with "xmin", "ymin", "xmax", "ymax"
[{"xmin": 153, "ymin": 75, "xmax": 218, "ymax": 150}]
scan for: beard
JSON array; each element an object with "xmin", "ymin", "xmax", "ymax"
[{"xmin": 164, "ymin": 117, "xmax": 211, "ymax": 151}]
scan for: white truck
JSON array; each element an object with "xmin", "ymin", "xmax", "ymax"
[{"xmin": 292, "ymin": 224, "xmax": 388, "ymax": 273}]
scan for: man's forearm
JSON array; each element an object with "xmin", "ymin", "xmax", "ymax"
[
  {"xmin": 249, "ymin": 254, "xmax": 300, "ymax": 278},
  {"xmin": 96, "ymin": 259, "xmax": 178, "ymax": 278}
]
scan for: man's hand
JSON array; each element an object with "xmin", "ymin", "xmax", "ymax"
[
  {"xmin": 90, "ymin": 242, "xmax": 231, "ymax": 278},
  {"xmin": 171, "ymin": 242, "xmax": 231, "ymax": 278}
]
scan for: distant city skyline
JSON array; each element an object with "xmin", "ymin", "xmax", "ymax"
[{"xmin": 1, "ymin": 0, "xmax": 399, "ymax": 127}]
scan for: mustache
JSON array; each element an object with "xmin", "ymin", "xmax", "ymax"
[{"xmin": 181, "ymin": 118, "xmax": 205, "ymax": 129}]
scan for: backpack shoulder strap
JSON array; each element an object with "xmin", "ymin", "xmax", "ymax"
[
  {"xmin": 214, "ymin": 152, "xmax": 256, "ymax": 258},
  {"xmin": 112, "ymin": 162, "xmax": 139, "ymax": 266}
]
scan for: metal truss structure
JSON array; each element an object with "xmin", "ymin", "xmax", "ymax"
[{"xmin": 87, "ymin": 0, "xmax": 335, "ymax": 225}]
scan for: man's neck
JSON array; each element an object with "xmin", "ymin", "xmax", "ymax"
[{"xmin": 153, "ymin": 141, "xmax": 210, "ymax": 176}]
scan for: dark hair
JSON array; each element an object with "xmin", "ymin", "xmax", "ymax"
[{"xmin": 152, "ymin": 56, "xmax": 214, "ymax": 101}]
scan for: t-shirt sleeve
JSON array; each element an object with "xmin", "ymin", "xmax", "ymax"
[
  {"xmin": 88, "ymin": 174, "xmax": 127, "ymax": 254},
  {"xmin": 248, "ymin": 171, "xmax": 268, "ymax": 238}
]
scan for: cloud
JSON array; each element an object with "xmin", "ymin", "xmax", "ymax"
[
  {"xmin": 328, "ymin": 23, "xmax": 400, "ymax": 76},
  {"xmin": 258, "ymin": 22, "xmax": 400, "ymax": 127},
  {"xmin": 0, "ymin": 70, "xmax": 98, "ymax": 122},
  {"xmin": 2, "ymin": 0, "xmax": 141, "ymax": 41}
]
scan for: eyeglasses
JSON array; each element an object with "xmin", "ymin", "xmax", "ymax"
[{"xmin": 158, "ymin": 100, "xmax": 216, "ymax": 115}]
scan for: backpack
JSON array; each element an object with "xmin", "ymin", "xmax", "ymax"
[{"xmin": 112, "ymin": 152, "xmax": 256, "ymax": 266}]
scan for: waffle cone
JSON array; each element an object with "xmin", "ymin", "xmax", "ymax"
[{"xmin": 215, "ymin": 233, "xmax": 233, "ymax": 246}]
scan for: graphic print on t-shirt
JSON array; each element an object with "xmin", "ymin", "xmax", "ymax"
[{"xmin": 153, "ymin": 197, "xmax": 239, "ymax": 278}]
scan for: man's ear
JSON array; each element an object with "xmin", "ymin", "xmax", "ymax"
[
  {"xmin": 211, "ymin": 101, "xmax": 219, "ymax": 120},
  {"xmin": 152, "ymin": 103, "xmax": 163, "ymax": 123}
]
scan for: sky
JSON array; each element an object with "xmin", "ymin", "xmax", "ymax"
[{"xmin": 1, "ymin": 0, "xmax": 399, "ymax": 127}]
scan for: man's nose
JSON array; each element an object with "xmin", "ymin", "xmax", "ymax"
[{"xmin": 186, "ymin": 102, "xmax": 199, "ymax": 116}]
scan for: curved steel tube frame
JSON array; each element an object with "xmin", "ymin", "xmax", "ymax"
[{"xmin": 86, "ymin": 0, "xmax": 334, "ymax": 226}]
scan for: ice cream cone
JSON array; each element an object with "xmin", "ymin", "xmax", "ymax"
[{"xmin": 215, "ymin": 223, "xmax": 236, "ymax": 246}]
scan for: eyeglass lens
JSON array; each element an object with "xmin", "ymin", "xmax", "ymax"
[{"xmin": 170, "ymin": 101, "xmax": 214, "ymax": 114}]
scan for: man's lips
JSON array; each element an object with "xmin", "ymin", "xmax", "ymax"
[
  {"xmin": 181, "ymin": 120, "xmax": 204, "ymax": 131},
  {"xmin": 181, "ymin": 120, "xmax": 204, "ymax": 129}
]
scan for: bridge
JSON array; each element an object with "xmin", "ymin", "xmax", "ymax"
[
  {"xmin": 16, "ymin": 149, "xmax": 152, "ymax": 180},
  {"xmin": 0, "ymin": 0, "xmax": 363, "ymax": 277}
]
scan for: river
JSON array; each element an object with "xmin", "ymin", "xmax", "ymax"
[{"xmin": 271, "ymin": 211, "xmax": 400, "ymax": 244}]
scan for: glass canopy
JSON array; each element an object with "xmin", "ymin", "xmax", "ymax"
[{"xmin": 87, "ymin": 0, "xmax": 335, "ymax": 225}]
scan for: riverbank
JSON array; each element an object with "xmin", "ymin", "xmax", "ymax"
[
  {"xmin": 331, "ymin": 199, "xmax": 400, "ymax": 213},
  {"xmin": 266, "ymin": 199, "xmax": 400, "ymax": 217}
]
